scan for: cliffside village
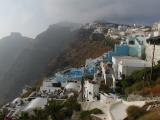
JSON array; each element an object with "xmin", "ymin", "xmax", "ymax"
[{"xmin": 2, "ymin": 21, "xmax": 160, "ymax": 120}]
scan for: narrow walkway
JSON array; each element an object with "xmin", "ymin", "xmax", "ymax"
[
  {"xmin": 110, "ymin": 102, "xmax": 128, "ymax": 120},
  {"xmin": 110, "ymin": 100, "xmax": 145, "ymax": 120}
]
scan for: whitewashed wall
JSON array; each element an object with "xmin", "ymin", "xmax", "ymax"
[
  {"xmin": 145, "ymin": 43, "xmax": 160, "ymax": 64},
  {"xmin": 84, "ymin": 81, "xmax": 99, "ymax": 101}
]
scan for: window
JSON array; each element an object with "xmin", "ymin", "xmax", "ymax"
[
  {"xmin": 129, "ymin": 40, "xmax": 135, "ymax": 45},
  {"xmin": 52, "ymin": 82, "xmax": 61, "ymax": 87}
]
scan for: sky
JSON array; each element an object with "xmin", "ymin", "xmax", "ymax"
[{"xmin": 0, "ymin": 0, "xmax": 160, "ymax": 38}]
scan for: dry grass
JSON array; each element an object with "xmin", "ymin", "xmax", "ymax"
[
  {"xmin": 143, "ymin": 85, "xmax": 160, "ymax": 96},
  {"xmin": 48, "ymin": 39, "xmax": 119, "ymax": 72},
  {"xmin": 138, "ymin": 111, "xmax": 160, "ymax": 120}
]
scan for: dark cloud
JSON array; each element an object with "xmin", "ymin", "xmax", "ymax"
[
  {"xmin": 0, "ymin": 0, "xmax": 160, "ymax": 38},
  {"xmin": 42, "ymin": 0, "xmax": 160, "ymax": 25}
]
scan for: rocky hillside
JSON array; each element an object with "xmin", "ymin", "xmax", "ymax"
[
  {"xmin": 0, "ymin": 23, "xmax": 119, "ymax": 105},
  {"xmin": 0, "ymin": 23, "xmax": 79, "ymax": 105},
  {"xmin": 0, "ymin": 32, "xmax": 33, "ymax": 80},
  {"xmin": 48, "ymin": 38, "xmax": 119, "ymax": 73}
]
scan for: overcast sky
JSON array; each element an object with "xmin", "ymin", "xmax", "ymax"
[{"xmin": 0, "ymin": 0, "xmax": 160, "ymax": 38}]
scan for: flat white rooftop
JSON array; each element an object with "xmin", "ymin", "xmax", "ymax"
[{"xmin": 112, "ymin": 56, "xmax": 140, "ymax": 60}]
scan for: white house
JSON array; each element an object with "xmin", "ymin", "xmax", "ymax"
[
  {"xmin": 65, "ymin": 82, "xmax": 81, "ymax": 92},
  {"xmin": 117, "ymin": 58, "xmax": 151, "ymax": 80},
  {"xmin": 153, "ymin": 31, "xmax": 160, "ymax": 37},
  {"xmin": 112, "ymin": 56, "xmax": 140, "ymax": 80},
  {"xmin": 40, "ymin": 79, "xmax": 62, "ymax": 93},
  {"xmin": 84, "ymin": 80, "xmax": 100, "ymax": 101},
  {"xmin": 101, "ymin": 62, "xmax": 113, "ymax": 86},
  {"xmin": 109, "ymin": 34, "xmax": 120, "ymax": 40},
  {"xmin": 152, "ymin": 21, "xmax": 160, "ymax": 37},
  {"xmin": 153, "ymin": 21, "xmax": 160, "ymax": 31},
  {"xmin": 93, "ymin": 27, "xmax": 104, "ymax": 33},
  {"xmin": 22, "ymin": 97, "xmax": 47, "ymax": 114},
  {"xmin": 145, "ymin": 36, "xmax": 160, "ymax": 65},
  {"xmin": 101, "ymin": 62, "xmax": 107, "ymax": 84}
]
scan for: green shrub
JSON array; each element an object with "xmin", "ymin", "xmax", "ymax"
[
  {"xmin": 0, "ymin": 111, "xmax": 6, "ymax": 120},
  {"xmin": 74, "ymin": 103, "xmax": 81, "ymax": 111},
  {"xmin": 90, "ymin": 108, "xmax": 103, "ymax": 114},
  {"xmin": 63, "ymin": 96, "xmax": 81, "ymax": 111},
  {"xmin": 120, "ymin": 64, "xmax": 160, "ymax": 95},
  {"xmin": 80, "ymin": 110, "xmax": 91, "ymax": 120},
  {"xmin": 61, "ymin": 108, "xmax": 73, "ymax": 118},
  {"xmin": 80, "ymin": 108, "xmax": 103, "ymax": 120}
]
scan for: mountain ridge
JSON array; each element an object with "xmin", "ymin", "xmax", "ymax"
[{"xmin": 0, "ymin": 22, "xmax": 79, "ymax": 105}]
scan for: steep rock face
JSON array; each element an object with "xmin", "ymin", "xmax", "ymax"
[
  {"xmin": 0, "ymin": 33, "xmax": 33, "ymax": 104},
  {"xmin": 0, "ymin": 23, "xmax": 79, "ymax": 104},
  {"xmin": 0, "ymin": 32, "xmax": 32, "ymax": 81}
]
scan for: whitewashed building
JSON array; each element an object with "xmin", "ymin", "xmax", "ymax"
[
  {"xmin": 112, "ymin": 56, "xmax": 140, "ymax": 80},
  {"xmin": 152, "ymin": 21, "xmax": 160, "ymax": 36},
  {"xmin": 65, "ymin": 82, "xmax": 81, "ymax": 92},
  {"xmin": 40, "ymin": 79, "xmax": 62, "ymax": 93},
  {"xmin": 101, "ymin": 62, "xmax": 107, "ymax": 84},
  {"xmin": 117, "ymin": 58, "xmax": 151, "ymax": 80},
  {"xmin": 23, "ymin": 98, "xmax": 47, "ymax": 114},
  {"xmin": 153, "ymin": 22, "xmax": 160, "ymax": 31},
  {"xmin": 84, "ymin": 80, "xmax": 100, "ymax": 101},
  {"xmin": 101, "ymin": 61, "xmax": 113, "ymax": 88},
  {"xmin": 145, "ymin": 36, "xmax": 160, "ymax": 65},
  {"xmin": 93, "ymin": 27, "xmax": 104, "ymax": 33}
]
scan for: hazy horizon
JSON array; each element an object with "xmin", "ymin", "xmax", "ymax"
[{"xmin": 0, "ymin": 0, "xmax": 160, "ymax": 38}]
